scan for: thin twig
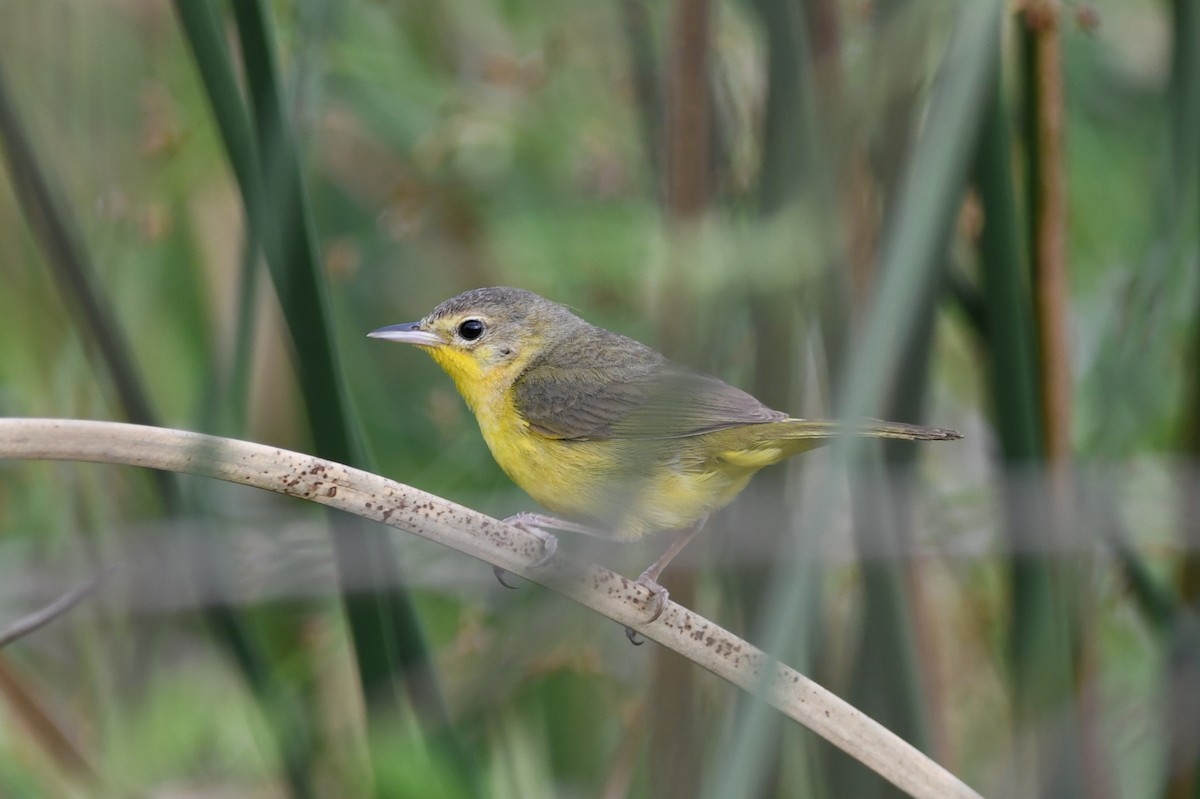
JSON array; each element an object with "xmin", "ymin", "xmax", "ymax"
[
  {"xmin": 0, "ymin": 566, "xmax": 115, "ymax": 648},
  {"xmin": 0, "ymin": 417, "xmax": 981, "ymax": 799}
]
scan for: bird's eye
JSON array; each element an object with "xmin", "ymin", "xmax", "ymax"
[{"xmin": 457, "ymin": 319, "xmax": 485, "ymax": 341}]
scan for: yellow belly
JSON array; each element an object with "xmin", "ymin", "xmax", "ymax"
[
  {"xmin": 474, "ymin": 400, "xmax": 763, "ymax": 540},
  {"xmin": 431, "ymin": 350, "xmax": 802, "ymax": 539}
]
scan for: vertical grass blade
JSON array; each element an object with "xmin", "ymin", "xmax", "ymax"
[
  {"xmin": 175, "ymin": 0, "xmax": 470, "ymax": 789},
  {"xmin": 0, "ymin": 60, "xmax": 318, "ymax": 799},
  {"xmin": 737, "ymin": 3, "xmax": 827, "ymax": 792},
  {"xmin": 651, "ymin": 3, "xmax": 712, "ymax": 795},
  {"xmin": 1023, "ymin": 8, "xmax": 1073, "ymax": 465},
  {"xmin": 975, "ymin": 28, "xmax": 1079, "ymax": 793},
  {"xmin": 707, "ymin": 5, "xmax": 1002, "ymax": 797},
  {"xmin": 1170, "ymin": 0, "xmax": 1200, "ymax": 793},
  {"xmin": 620, "ymin": 0, "xmax": 662, "ymax": 193},
  {"xmin": 0, "ymin": 70, "xmax": 160, "ymax": 439},
  {"xmin": 1020, "ymin": 7, "xmax": 1093, "ymax": 795}
]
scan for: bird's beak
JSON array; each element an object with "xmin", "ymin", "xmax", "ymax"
[{"xmin": 368, "ymin": 322, "xmax": 443, "ymax": 347}]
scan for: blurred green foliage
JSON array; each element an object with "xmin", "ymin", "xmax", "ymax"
[{"xmin": 0, "ymin": 1, "xmax": 1197, "ymax": 797}]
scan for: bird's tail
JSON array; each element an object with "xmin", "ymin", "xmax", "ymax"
[
  {"xmin": 710, "ymin": 418, "xmax": 960, "ymax": 470},
  {"xmin": 774, "ymin": 418, "xmax": 962, "ymax": 442},
  {"xmin": 733, "ymin": 419, "xmax": 960, "ymax": 460}
]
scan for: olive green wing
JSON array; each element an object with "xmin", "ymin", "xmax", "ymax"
[{"xmin": 512, "ymin": 330, "xmax": 785, "ymax": 441}]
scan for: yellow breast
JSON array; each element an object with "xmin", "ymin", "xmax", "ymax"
[
  {"xmin": 473, "ymin": 398, "xmax": 764, "ymax": 540},
  {"xmin": 425, "ymin": 345, "xmax": 774, "ymax": 539}
]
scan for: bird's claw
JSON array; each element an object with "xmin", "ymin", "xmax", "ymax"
[
  {"xmin": 526, "ymin": 526, "xmax": 558, "ymax": 568},
  {"xmin": 492, "ymin": 515, "xmax": 559, "ymax": 589},
  {"xmin": 623, "ymin": 574, "xmax": 670, "ymax": 645},
  {"xmin": 493, "ymin": 566, "xmax": 520, "ymax": 589}
]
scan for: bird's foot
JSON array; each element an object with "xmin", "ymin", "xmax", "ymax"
[
  {"xmin": 493, "ymin": 565, "xmax": 520, "ymax": 590},
  {"xmin": 493, "ymin": 514, "xmax": 560, "ymax": 589},
  {"xmin": 624, "ymin": 573, "xmax": 670, "ymax": 645},
  {"xmin": 520, "ymin": 522, "xmax": 559, "ymax": 568}
]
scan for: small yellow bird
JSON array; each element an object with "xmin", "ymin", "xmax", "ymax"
[{"xmin": 370, "ymin": 287, "xmax": 958, "ymax": 630}]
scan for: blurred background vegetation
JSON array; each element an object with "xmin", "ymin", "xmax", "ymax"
[{"xmin": 0, "ymin": 0, "xmax": 1196, "ymax": 797}]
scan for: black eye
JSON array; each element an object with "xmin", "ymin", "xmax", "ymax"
[{"xmin": 458, "ymin": 319, "xmax": 485, "ymax": 340}]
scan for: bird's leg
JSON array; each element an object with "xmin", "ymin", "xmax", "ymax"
[
  {"xmin": 506, "ymin": 512, "xmax": 613, "ymax": 539},
  {"xmin": 624, "ymin": 516, "xmax": 708, "ymax": 645},
  {"xmin": 493, "ymin": 512, "xmax": 609, "ymax": 589}
]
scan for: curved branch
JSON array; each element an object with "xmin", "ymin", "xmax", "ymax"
[{"xmin": 0, "ymin": 417, "xmax": 980, "ymax": 799}]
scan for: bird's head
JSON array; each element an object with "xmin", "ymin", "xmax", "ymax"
[{"xmin": 369, "ymin": 286, "xmax": 580, "ymax": 406}]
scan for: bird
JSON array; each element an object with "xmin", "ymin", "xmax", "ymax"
[{"xmin": 370, "ymin": 287, "xmax": 959, "ymax": 638}]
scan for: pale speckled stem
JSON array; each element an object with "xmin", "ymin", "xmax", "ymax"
[{"xmin": 0, "ymin": 417, "xmax": 981, "ymax": 799}]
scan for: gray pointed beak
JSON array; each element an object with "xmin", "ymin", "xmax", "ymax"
[{"xmin": 368, "ymin": 322, "xmax": 443, "ymax": 347}]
